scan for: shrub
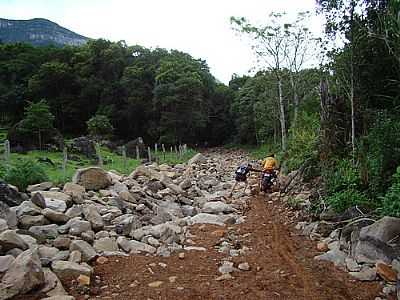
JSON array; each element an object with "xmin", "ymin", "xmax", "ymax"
[
  {"xmin": 325, "ymin": 189, "xmax": 370, "ymax": 212},
  {"xmin": 87, "ymin": 114, "xmax": 113, "ymax": 138},
  {"xmin": 381, "ymin": 166, "xmax": 400, "ymax": 217},
  {"xmin": 4, "ymin": 159, "xmax": 48, "ymax": 191}
]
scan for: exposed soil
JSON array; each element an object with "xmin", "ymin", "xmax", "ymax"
[{"xmin": 67, "ymin": 195, "xmax": 381, "ymax": 300}]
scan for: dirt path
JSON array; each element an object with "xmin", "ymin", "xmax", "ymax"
[{"xmin": 70, "ymin": 194, "xmax": 380, "ymax": 300}]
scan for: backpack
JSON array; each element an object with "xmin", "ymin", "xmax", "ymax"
[{"xmin": 235, "ymin": 165, "xmax": 249, "ymax": 176}]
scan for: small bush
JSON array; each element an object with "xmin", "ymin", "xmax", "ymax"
[
  {"xmin": 4, "ymin": 159, "xmax": 48, "ymax": 191},
  {"xmin": 325, "ymin": 188, "xmax": 370, "ymax": 212},
  {"xmin": 381, "ymin": 166, "xmax": 400, "ymax": 217}
]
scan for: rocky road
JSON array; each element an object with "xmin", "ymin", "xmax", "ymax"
[
  {"xmin": 0, "ymin": 149, "xmax": 386, "ymax": 300},
  {"xmin": 69, "ymin": 149, "xmax": 381, "ymax": 300}
]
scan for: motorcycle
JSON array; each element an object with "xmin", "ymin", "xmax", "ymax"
[{"xmin": 260, "ymin": 170, "xmax": 278, "ymax": 193}]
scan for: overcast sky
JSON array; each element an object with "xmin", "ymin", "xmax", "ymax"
[{"xmin": 0, "ymin": 0, "xmax": 324, "ymax": 83}]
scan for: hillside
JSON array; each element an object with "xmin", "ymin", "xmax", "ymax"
[{"xmin": 0, "ymin": 17, "xmax": 88, "ymax": 46}]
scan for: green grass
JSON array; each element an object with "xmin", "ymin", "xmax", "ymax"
[{"xmin": 0, "ymin": 146, "xmax": 197, "ymax": 186}]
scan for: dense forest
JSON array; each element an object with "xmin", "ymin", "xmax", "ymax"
[{"xmin": 1, "ymin": 0, "xmax": 400, "ymax": 216}]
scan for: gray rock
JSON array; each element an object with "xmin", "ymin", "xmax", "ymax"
[
  {"xmin": 70, "ymin": 240, "xmax": 97, "ymax": 262},
  {"xmin": 0, "ymin": 182, "xmax": 24, "ymax": 207},
  {"xmin": 68, "ymin": 250, "xmax": 82, "ymax": 263},
  {"xmin": 188, "ymin": 153, "xmax": 206, "ymax": 165},
  {"xmin": 188, "ymin": 213, "xmax": 227, "ymax": 226},
  {"xmin": 33, "ymin": 191, "xmax": 71, "ymax": 205},
  {"xmin": 202, "ymin": 201, "xmax": 234, "ymax": 214},
  {"xmin": 16, "ymin": 201, "xmax": 41, "ymax": 217},
  {"xmin": 238, "ymin": 262, "xmax": 250, "ymax": 271},
  {"xmin": 0, "ymin": 248, "xmax": 45, "ymax": 299},
  {"xmin": 355, "ymin": 237, "xmax": 398, "ymax": 264},
  {"xmin": 31, "ymin": 192, "xmax": 47, "ymax": 208},
  {"xmin": 39, "ymin": 268, "xmax": 68, "ymax": 297},
  {"xmin": 179, "ymin": 179, "xmax": 192, "ymax": 190},
  {"xmin": 65, "ymin": 218, "xmax": 91, "ymax": 236},
  {"xmin": 42, "ymin": 208, "xmax": 70, "ymax": 224},
  {"xmin": 38, "ymin": 246, "xmax": 60, "ymax": 266},
  {"xmin": 0, "ymin": 203, "xmax": 17, "ymax": 229},
  {"xmin": 41, "ymin": 296, "xmax": 74, "ymax": 300},
  {"xmin": 29, "ymin": 224, "xmax": 59, "ymax": 239},
  {"xmin": 27, "ymin": 182, "xmax": 53, "ymax": 193},
  {"xmin": 181, "ymin": 205, "xmax": 197, "ymax": 217},
  {"xmin": 19, "ymin": 214, "xmax": 49, "ymax": 229},
  {"xmin": 63, "ymin": 182, "xmax": 85, "ymax": 197},
  {"xmin": 117, "ymin": 236, "xmax": 156, "ymax": 254},
  {"xmin": 65, "ymin": 206, "xmax": 82, "ymax": 218},
  {"xmin": 51, "ymin": 250, "xmax": 69, "ymax": 262},
  {"xmin": 51, "ymin": 261, "xmax": 92, "ymax": 279},
  {"xmin": 95, "ymin": 231, "xmax": 110, "ymax": 239},
  {"xmin": 6, "ymin": 248, "xmax": 23, "ymax": 258},
  {"xmin": 44, "ymin": 198, "xmax": 67, "ymax": 213},
  {"xmin": 0, "ymin": 230, "xmax": 28, "ymax": 251},
  {"xmin": 19, "ymin": 234, "xmax": 38, "ymax": 248},
  {"xmin": 82, "ymin": 205, "xmax": 104, "ymax": 231},
  {"xmin": 94, "ymin": 237, "xmax": 119, "ymax": 253},
  {"xmin": 345, "ymin": 257, "xmax": 361, "ymax": 272},
  {"xmin": 53, "ymin": 237, "xmax": 71, "ymax": 250},
  {"xmin": 349, "ymin": 266, "xmax": 377, "ymax": 281},
  {"xmin": 0, "ymin": 218, "xmax": 9, "ymax": 233},
  {"xmin": 81, "ymin": 230, "xmax": 95, "ymax": 244},
  {"xmin": 218, "ymin": 261, "xmax": 235, "ymax": 274},
  {"xmin": 0, "ymin": 255, "xmax": 15, "ymax": 273},
  {"xmin": 360, "ymin": 217, "xmax": 400, "ymax": 243},
  {"xmin": 72, "ymin": 167, "xmax": 112, "ymax": 191},
  {"xmin": 314, "ymin": 249, "xmax": 347, "ymax": 270}
]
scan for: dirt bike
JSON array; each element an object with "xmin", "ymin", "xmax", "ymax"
[{"xmin": 259, "ymin": 170, "xmax": 279, "ymax": 193}]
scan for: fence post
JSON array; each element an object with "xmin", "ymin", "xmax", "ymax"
[
  {"xmin": 96, "ymin": 143, "xmax": 103, "ymax": 167},
  {"xmin": 175, "ymin": 145, "xmax": 178, "ymax": 158},
  {"xmin": 162, "ymin": 144, "xmax": 166, "ymax": 161},
  {"xmin": 136, "ymin": 146, "xmax": 140, "ymax": 160},
  {"xmin": 122, "ymin": 145, "xmax": 127, "ymax": 172},
  {"xmin": 155, "ymin": 143, "xmax": 158, "ymax": 154},
  {"xmin": 4, "ymin": 140, "xmax": 10, "ymax": 165},
  {"xmin": 147, "ymin": 146, "xmax": 152, "ymax": 162},
  {"xmin": 62, "ymin": 147, "xmax": 68, "ymax": 181}
]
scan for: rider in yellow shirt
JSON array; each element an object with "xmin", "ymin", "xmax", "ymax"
[{"xmin": 262, "ymin": 153, "xmax": 279, "ymax": 172}]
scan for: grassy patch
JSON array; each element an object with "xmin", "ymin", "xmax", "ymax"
[{"xmin": 0, "ymin": 146, "xmax": 197, "ymax": 186}]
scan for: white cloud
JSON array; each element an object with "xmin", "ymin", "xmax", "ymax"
[{"xmin": 0, "ymin": 0, "xmax": 324, "ymax": 83}]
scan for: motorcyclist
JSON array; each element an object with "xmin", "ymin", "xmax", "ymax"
[{"xmin": 260, "ymin": 153, "xmax": 279, "ymax": 192}]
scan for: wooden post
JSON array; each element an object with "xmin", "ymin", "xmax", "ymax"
[
  {"xmin": 62, "ymin": 147, "xmax": 68, "ymax": 181},
  {"xmin": 175, "ymin": 145, "xmax": 178, "ymax": 158},
  {"xmin": 136, "ymin": 146, "xmax": 140, "ymax": 160},
  {"xmin": 155, "ymin": 143, "xmax": 158, "ymax": 154},
  {"xmin": 162, "ymin": 144, "xmax": 166, "ymax": 161},
  {"xmin": 96, "ymin": 143, "xmax": 103, "ymax": 167},
  {"xmin": 170, "ymin": 146, "xmax": 173, "ymax": 153},
  {"xmin": 4, "ymin": 140, "xmax": 10, "ymax": 164},
  {"xmin": 148, "ymin": 146, "xmax": 152, "ymax": 162},
  {"xmin": 122, "ymin": 145, "xmax": 127, "ymax": 172}
]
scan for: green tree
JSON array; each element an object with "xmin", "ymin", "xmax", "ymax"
[
  {"xmin": 87, "ymin": 114, "xmax": 113, "ymax": 138},
  {"xmin": 18, "ymin": 99, "xmax": 55, "ymax": 149}
]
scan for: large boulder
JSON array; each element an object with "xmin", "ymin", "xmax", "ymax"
[
  {"xmin": 355, "ymin": 236, "xmax": 399, "ymax": 264},
  {"xmin": 72, "ymin": 167, "xmax": 112, "ymax": 191},
  {"xmin": 29, "ymin": 224, "xmax": 59, "ymax": 239},
  {"xmin": 125, "ymin": 137, "xmax": 146, "ymax": 158},
  {"xmin": 42, "ymin": 209, "xmax": 70, "ymax": 224},
  {"xmin": 360, "ymin": 216, "xmax": 400, "ymax": 243},
  {"xmin": 93, "ymin": 237, "xmax": 119, "ymax": 253},
  {"xmin": 0, "ymin": 202, "xmax": 17, "ymax": 229},
  {"xmin": 67, "ymin": 136, "xmax": 96, "ymax": 159},
  {"xmin": 0, "ymin": 182, "xmax": 24, "ymax": 207},
  {"xmin": 0, "ymin": 248, "xmax": 45, "ymax": 300}
]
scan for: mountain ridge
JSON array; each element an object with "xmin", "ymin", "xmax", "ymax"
[{"xmin": 0, "ymin": 17, "xmax": 89, "ymax": 46}]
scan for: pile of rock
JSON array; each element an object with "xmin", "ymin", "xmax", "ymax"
[
  {"xmin": 0, "ymin": 152, "xmax": 248, "ymax": 299},
  {"xmin": 299, "ymin": 215, "xmax": 400, "ymax": 299}
]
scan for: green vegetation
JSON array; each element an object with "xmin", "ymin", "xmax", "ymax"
[
  {"xmin": 3, "ymin": 159, "xmax": 48, "ymax": 191},
  {"xmin": 87, "ymin": 114, "xmax": 113, "ymax": 139}
]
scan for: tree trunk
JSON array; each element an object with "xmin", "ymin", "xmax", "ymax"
[
  {"xmin": 350, "ymin": 0, "xmax": 356, "ymax": 160},
  {"xmin": 278, "ymin": 77, "xmax": 287, "ymax": 152},
  {"xmin": 290, "ymin": 73, "xmax": 299, "ymax": 128}
]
